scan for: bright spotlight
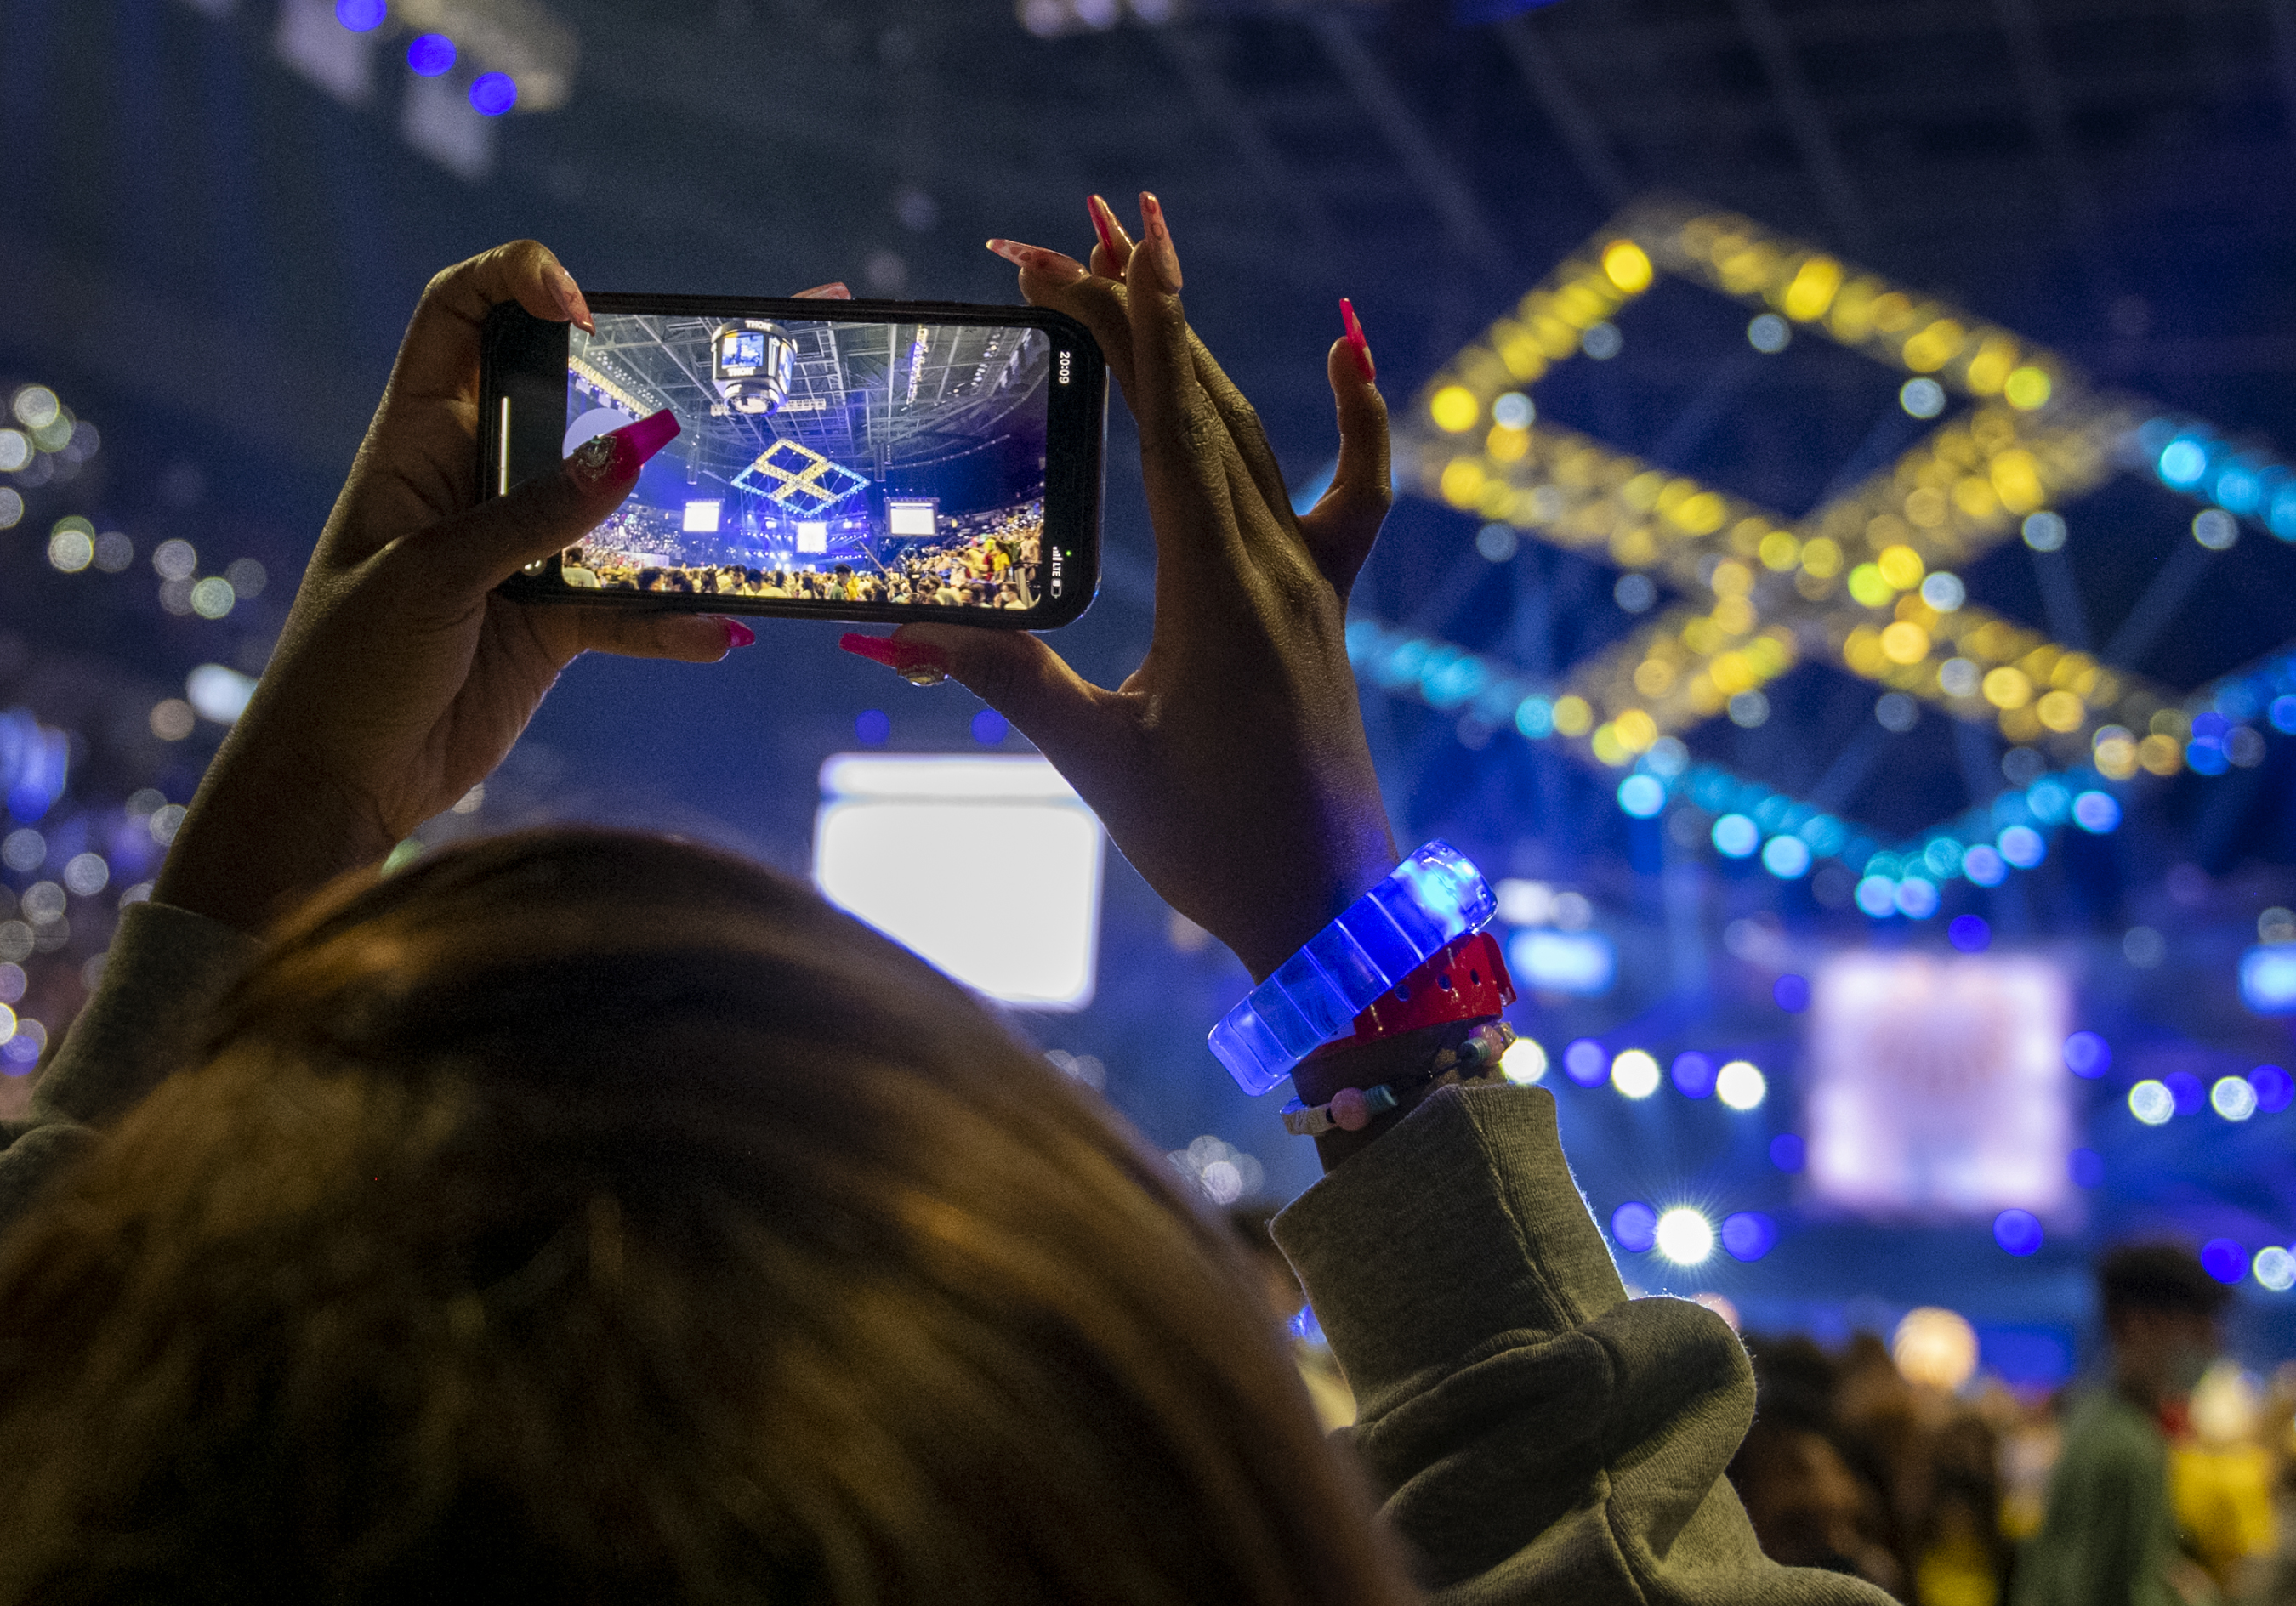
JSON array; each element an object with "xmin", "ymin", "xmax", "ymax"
[
  {"xmin": 1611, "ymin": 1049, "xmax": 1660, "ymax": 1098},
  {"xmin": 1500, "ymin": 1037, "xmax": 1548, "ymax": 1084},
  {"xmin": 2128, "ymin": 1080, "xmax": 2175, "ymax": 1125},
  {"xmin": 1892, "ymin": 1307, "xmax": 1979, "ymax": 1392},
  {"xmin": 1715, "ymin": 1059, "xmax": 1766, "ymax": 1111},
  {"xmin": 1655, "ymin": 1208, "xmax": 1714, "ymax": 1265}
]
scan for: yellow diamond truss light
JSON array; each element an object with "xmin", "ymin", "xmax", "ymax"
[
  {"xmin": 734, "ymin": 439, "xmax": 872, "ymax": 515},
  {"xmin": 1399, "ymin": 198, "xmax": 2243, "ymax": 775}
]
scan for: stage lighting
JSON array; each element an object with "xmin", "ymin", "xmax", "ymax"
[
  {"xmin": 1774, "ymin": 973, "xmax": 1811, "ymax": 1012},
  {"xmin": 1747, "ymin": 314, "xmax": 1791, "ymax": 354},
  {"xmin": 0, "ymin": 710, "xmax": 68, "ymax": 822},
  {"xmin": 2201, "ymin": 1240, "xmax": 2246, "ymax": 1285},
  {"xmin": 469, "ymin": 71, "xmax": 517, "ymax": 115},
  {"xmin": 1770, "ymin": 1132, "xmax": 1805, "ymax": 1171},
  {"xmin": 2252, "ymin": 1064, "xmax": 2293, "ymax": 1112},
  {"xmin": 1949, "ymin": 915, "xmax": 1992, "ymax": 953},
  {"xmin": 1715, "ymin": 1060, "xmax": 1765, "ymax": 1111},
  {"xmin": 1611, "ymin": 1049, "xmax": 1660, "ymax": 1098},
  {"xmin": 1655, "ymin": 1208, "xmax": 1714, "ymax": 1265},
  {"xmin": 1712, "ymin": 814, "xmax": 1758, "ymax": 859},
  {"xmin": 1993, "ymin": 1210, "xmax": 2043, "ymax": 1257},
  {"xmin": 2256, "ymin": 1247, "xmax": 2296, "ymax": 1293},
  {"xmin": 1856, "ymin": 876, "xmax": 1898, "ymax": 917},
  {"xmin": 407, "ymin": 32, "xmax": 457, "ymax": 75},
  {"xmin": 2062, "ymin": 1031, "xmax": 2111, "ymax": 1078},
  {"xmin": 1761, "ymin": 836, "xmax": 1810, "ymax": 879},
  {"xmin": 813, "ymin": 754, "xmax": 1105, "ymax": 1009},
  {"xmin": 1509, "ymin": 929, "xmax": 1615, "ymax": 996},
  {"xmin": 1617, "ymin": 775, "xmax": 1665, "ymax": 818},
  {"xmin": 2071, "ymin": 791, "xmax": 2121, "ymax": 833},
  {"xmin": 1998, "ymin": 826, "xmax": 2045, "ymax": 869},
  {"xmin": 2240, "ymin": 946, "xmax": 2296, "ymax": 1014},
  {"xmin": 186, "ymin": 665, "xmax": 255, "ymax": 724},
  {"xmin": 2213, "ymin": 1076, "xmax": 2259, "ymax": 1121},
  {"xmin": 335, "ymin": 0, "xmax": 385, "ymax": 26},
  {"xmin": 1892, "ymin": 1307, "xmax": 1978, "ymax": 1390},
  {"xmin": 681, "ymin": 500, "xmax": 723, "ymax": 534},
  {"xmin": 2193, "ymin": 509, "xmax": 2240, "ymax": 551},
  {"xmin": 1562, "ymin": 1039, "xmax": 1607, "ymax": 1087},
  {"xmin": 1895, "ymin": 878, "xmax": 1940, "ymax": 919},
  {"xmin": 1721, "ymin": 1212, "xmax": 1777, "ymax": 1262},
  {"xmin": 1611, "ymin": 1201, "xmax": 1658, "ymax": 1253},
  {"xmin": 1500, "ymin": 1037, "xmax": 1548, "ymax": 1084}
]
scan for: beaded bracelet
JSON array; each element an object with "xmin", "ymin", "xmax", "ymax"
[{"xmin": 1281, "ymin": 1021, "xmax": 1518, "ymax": 1137}]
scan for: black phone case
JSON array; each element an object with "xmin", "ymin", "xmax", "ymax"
[{"xmin": 481, "ymin": 292, "xmax": 1106, "ymax": 631}]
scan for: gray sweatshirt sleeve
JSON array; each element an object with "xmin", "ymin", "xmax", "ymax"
[
  {"xmin": 0, "ymin": 901, "xmax": 262, "ymax": 1229},
  {"xmin": 1274, "ymin": 1082, "xmax": 1892, "ymax": 1605}
]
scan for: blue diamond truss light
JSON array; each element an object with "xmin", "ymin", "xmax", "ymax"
[{"xmin": 733, "ymin": 439, "xmax": 872, "ymax": 514}]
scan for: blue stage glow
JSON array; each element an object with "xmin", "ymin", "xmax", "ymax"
[
  {"xmin": 1949, "ymin": 915, "xmax": 1992, "ymax": 952},
  {"xmin": 1617, "ymin": 774, "xmax": 1666, "ymax": 817},
  {"xmin": 1712, "ymin": 814, "xmax": 1759, "ymax": 859},
  {"xmin": 406, "ymin": 33, "xmax": 457, "ymax": 75},
  {"xmin": 2063, "ymin": 1031, "xmax": 2111, "ymax": 1078},
  {"xmin": 1563, "ymin": 1038, "xmax": 1609, "ymax": 1087},
  {"xmin": 2253, "ymin": 1064, "xmax": 2294, "ymax": 1112},
  {"xmin": 1722, "ymin": 1212, "xmax": 1778, "ymax": 1262},
  {"xmin": 1762, "ymin": 835, "xmax": 1811, "ymax": 878},
  {"xmin": 2070, "ymin": 1148, "xmax": 2105, "ymax": 1188},
  {"xmin": 2159, "ymin": 438, "xmax": 2209, "ymax": 487},
  {"xmin": 1515, "ymin": 695, "xmax": 1554, "ymax": 738},
  {"xmin": 1509, "ymin": 929, "xmax": 1617, "ymax": 996},
  {"xmin": 1856, "ymin": 875, "xmax": 1898, "ymax": 917},
  {"xmin": 2241, "ymin": 946, "xmax": 2296, "ymax": 1014},
  {"xmin": 335, "ymin": 0, "xmax": 386, "ymax": 29},
  {"xmin": 1895, "ymin": 877, "xmax": 1940, "ymax": 919},
  {"xmin": 2166, "ymin": 1071, "xmax": 2207, "ymax": 1115},
  {"xmin": 2202, "ymin": 1239, "xmax": 2247, "ymax": 1285},
  {"xmin": 1770, "ymin": 1132, "xmax": 1806, "ymax": 1172},
  {"xmin": 854, "ymin": 709, "xmax": 890, "ymax": 746},
  {"xmin": 2187, "ymin": 735, "xmax": 2229, "ymax": 775},
  {"xmin": 469, "ymin": 72, "xmax": 518, "ymax": 115},
  {"xmin": 1611, "ymin": 1200, "xmax": 1659, "ymax": 1253},
  {"xmin": 1774, "ymin": 973, "xmax": 1810, "ymax": 1012},
  {"xmin": 1672, "ymin": 1051, "xmax": 1717, "ymax": 1098},
  {"xmin": 2272, "ymin": 696, "xmax": 2296, "ymax": 734},
  {"xmin": 1963, "ymin": 844, "xmax": 2007, "ymax": 887},
  {"xmin": 1993, "ymin": 1210, "xmax": 2044, "ymax": 1257},
  {"xmin": 2071, "ymin": 791, "xmax": 2122, "ymax": 833},
  {"xmin": 971, "ymin": 710, "xmax": 1009, "ymax": 745}
]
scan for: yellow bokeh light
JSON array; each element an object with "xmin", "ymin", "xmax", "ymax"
[
  {"xmin": 1781, "ymin": 256, "xmax": 1842, "ymax": 321},
  {"xmin": 2138, "ymin": 734, "xmax": 2185, "ymax": 775},
  {"xmin": 1487, "ymin": 423, "xmax": 1531, "ymax": 463},
  {"xmin": 1990, "ymin": 449, "xmax": 2044, "ymax": 514},
  {"xmin": 2093, "ymin": 726, "xmax": 2139, "ymax": 781},
  {"xmin": 1440, "ymin": 458, "xmax": 1486, "ymax": 508},
  {"xmin": 1902, "ymin": 319, "xmax": 1967, "ymax": 373},
  {"xmin": 1846, "ymin": 564, "xmax": 1895, "ymax": 609},
  {"xmin": 2036, "ymin": 690, "xmax": 2086, "ymax": 733},
  {"xmin": 1876, "ymin": 545, "xmax": 1925, "ymax": 590},
  {"xmin": 1431, "ymin": 385, "xmax": 1480, "ymax": 434},
  {"xmin": 1710, "ymin": 652, "xmax": 1755, "ymax": 695},
  {"xmin": 1982, "ymin": 667, "xmax": 2033, "ymax": 710},
  {"xmin": 1711, "ymin": 596, "xmax": 1757, "ymax": 635},
  {"xmin": 1758, "ymin": 531, "xmax": 1801, "ymax": 571},
  {"xmin": 1614, "ymin": 708, "xmax": 1659, "ymax": 752},
  {"xmin": 1964, "ymin": 338, "xmax": 2020, "ymax": 396},
  {"xmin": 1880, "ymin": 621, "xmax": 1931, "ymax": 665},
  {"xmin": 1799, "ymin": 537, "xmax": 1843, "ymax": 578},
  {"xmin": 1893, "ymin": 1307, "xmax": 1979, "ymax": 1393},
  {"xmin": 1589, "ymin": 724, "xmax": 1632, "ymax": 766},
  {"xmin": 1634, "ymin": 659, "xmax": 1677, "ymax": 697},
  {"xmin": 1710, "ymin": 560, "xmax": 1753, "ymax": 598},
  {"xmin": 1602, "ymin": 240, "xmax": 1654, "ymax": 294},
  {"xmin": 1551, "ymin": 695, "xmax": 1593, "ymax": 736},
  {"xmin": 1904, "ymin": 486, "xmax": 1949, "ymax": 528},
  {"xmin": 1952, "ymin": 476, "xmax": 2001, "ymax": 520},
  {"xmin": 2003, "ymin": 366, "xmax": 2053, "ymax": 410}
]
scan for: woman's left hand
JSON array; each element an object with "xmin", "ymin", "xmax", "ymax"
[{"xmin": 155, "ymin": 242, "xmax": 761, "ymax": 934}]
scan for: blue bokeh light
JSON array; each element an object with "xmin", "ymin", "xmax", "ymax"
[
  {"xmin": 1611, "ymin": 1201, "xmax": 1658, "ymax": 1253},
  {"xmin": 1671, "ymin": 1051, "xmax": 1717, "ymax": 1098},
  {"xmin": 2069, "ymin": 1148, "xmax": 2105, "ymax": 1188},
  {"xmin": 1563, "ymin": 1038, "xmax": 1609, "ymax": 1087},
  {"xmin": 2166, "ymin": 1071, "xmax": 2207, "ymax": 1115},
  {"xmin": 2202, "ymin": 1238, "xmax": 2247, "ymax": 1285},
  {"xmin": 1855, "ymin": 875, "xmax": 1898, "ymax": 917},
  {"xmin": 1948, "ymin": 915, "xmax": 1992, "ymax": 952},
  {"xmin": 2063, "ymin": 1031, "xmax": 2111, "ymax": 1079},
  {"xmin": 2252, "ymin": 1064, "xmax": 2294, "ymax": 1113},
  {"xmin": 971, "ymin": 709, "xmax": 1009, "ymax": 745},
  {"xmin": 1895, "ymin": 877, "xmax": 1940, "ymax": 919},
  {"xmin": 335, "ymin": 0, "xmax": 387, "ymax": 29},
  {"xmin": 854, "ymin": 709, "xmax": 890, "ymax": 746},
  {"xmin": 469, "ymin": 72, "xmax": 519, "ymax": 115},
  {"xmin": 407, "ymin": 33, "xmax": 457, "ymax": 75},
  {"xmin": 1773, "ymin": 973, "xmax": 1810, "ymax": 1013},
  {"xmin": 2071, "ymin": 791, "xmax": 2122, "ymax": 833},
  {"xmin": 1712, "ymin": 814, "xmax": 1759, "ymax": 859},
  {"xmin": 1770, "ymin": 1132, "xmax": 1806, "ymax": 1172},
  {"xmin": 1993, "ymin": 1209, "xmax": 2044, "ymax": 1257},
  {"xmin": 1617, "ymin": 774, "xmax": 1666, "ymax": 817},
  {"xmin": 1722, "ymin": 1212, "xmax": 1778, "ymax": 1262},
  {"xmin": 1998, "ymin": 826, "xmax": 2045, "ymax": 869},
  {"xmin": 1762, "ymin": 835, "xmax": 1811, "ymax": 878},
  {"xmin": 1963, "ymin": 844, "xmax": 2007, "ymax": 887},
  {"xmin": 2159, "ymin": 439, "xmax": 2210, "ymax": 486}
]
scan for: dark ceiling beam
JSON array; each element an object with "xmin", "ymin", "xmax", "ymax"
[
  {"xmin": 1150, "ymin": 26, "xmax": 1339, "ymax": 264},
  {"xmin": 1491, "ymin": 13, "xmax": 1629, "ymax": 208},
  {"xmin": 1990, "ymin": 0, "xmax": 2102, "ymax": 232},
  {"xmin": 1728, "ymin": 0, "xmax": 1873, "ymax": 248},
  {"xmin": 1305, "ymin": 14, "xmax": 1517, "ymax": 281}
]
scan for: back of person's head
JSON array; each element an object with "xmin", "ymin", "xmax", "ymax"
[
  {"xmin": 2097, "ymin": 1240, "xmax": 2233, "ymax": 1325},
  {"xmin": 0, "ymin": 830, "xmax": 1408, "ymax": 1605}
]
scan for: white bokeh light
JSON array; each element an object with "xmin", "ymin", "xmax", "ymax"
[
  {"xmin": 1716, "ymin": 1060, "xmax": 1767, "ymax": 1110},
  {"xmin": 1655, "ymin": 1208, "xmax": 1714, "ymax": 1265}
]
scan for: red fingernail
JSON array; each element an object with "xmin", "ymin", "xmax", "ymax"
[
  {"xmin": 1137, "ymin": 192, "xmax": 1182, "ymax": 292},
  {"xmin": 1342, "ymin": 298, "xmax": 1376, "ymax": 383},
  {"xmin": 839, "ymin": 632, "xmax": 948, "ymax": 682},
  {"xmin": 722, "ymin": 618, "xmax": 756, "ymax": 649},
  {"xmin": 1088, "ymin": 196, "xmax": 1126, "ymax": 268},
  {"xmin": 568, "ymin": 409, "xmax": 680, "ymax": 491}
]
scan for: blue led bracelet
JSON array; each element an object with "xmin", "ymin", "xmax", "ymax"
[{"xmin": 1207, "ymin": 841, "xmax": 1498, "ymax": 1096}]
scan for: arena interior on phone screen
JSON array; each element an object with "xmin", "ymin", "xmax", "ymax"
[{"xmin": 560, "ymin": 314, "xmax": 1052, "ymax": 609}]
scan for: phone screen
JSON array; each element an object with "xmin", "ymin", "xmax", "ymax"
[{"xmin": 557, "ymin": 312, "xmax": 1059, "ymax": 614}]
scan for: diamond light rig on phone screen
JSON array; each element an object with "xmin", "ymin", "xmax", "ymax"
[{"xmin": 482, "ymin": 292, "xmax": 1108, "ymax": 628}]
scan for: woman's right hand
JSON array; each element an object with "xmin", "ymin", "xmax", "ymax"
[{"xmin": 852, "ymin": 196, "xmax": 1398, "ymax": 982}]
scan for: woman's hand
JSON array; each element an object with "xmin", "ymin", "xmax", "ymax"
[
  {"xmin": 155, "ymin": 242, "xmax": 758, "ymax": 935},
  {"xmin": 846, "ymin": 196, "xmax": 1398, "ymax": 981}
]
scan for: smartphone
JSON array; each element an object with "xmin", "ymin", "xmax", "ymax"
[{"xmin": 482, "ymin": 293, "xmax": 1106, "ymax": 628}]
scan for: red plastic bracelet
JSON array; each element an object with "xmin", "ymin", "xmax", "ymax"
[{"xmin": 1306, "ymin": 931, "xmax": 1515, "ymax": 1056}]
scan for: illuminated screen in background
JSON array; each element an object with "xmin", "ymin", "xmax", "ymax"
[
  {"xmin": 812, "ymin": 755, "xmax": 1105, "ymax": 1009},
  {"xmin": 562, "ymin": 314, "xmax": 1052, "ymax": 611},
  {"xmin": 1804, "ymin": 953, "xmax": 2072, "ymax": 1218}
]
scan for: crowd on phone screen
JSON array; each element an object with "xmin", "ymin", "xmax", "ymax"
[{"xmin": 560, "ymin": 502, "xmax": 1043, "ymax": 610}]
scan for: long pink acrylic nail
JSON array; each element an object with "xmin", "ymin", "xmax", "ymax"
[
  {"xmin": 1138, "ymin": 192, "xmax": 1182, "ymax": 292},
  {"xmin": 568, "ymin": 409, "xmax": 679, "ymax": 491},
  {"xmin": 1341, "ymin": 298, "xmax": 1377, "ymax": 383},
  {"xmin": 545, "ymin": 260, "xmax": 594, "ymax": 333}
]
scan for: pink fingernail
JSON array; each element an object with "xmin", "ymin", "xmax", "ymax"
[
  {"xmin": 722, "ymin": 618, "xmax": 756, "ymax": 649},
  {"xmin": 839, "ymin": 632, "xmax": 948, "ymax": 684},
  {"xmin": 567, "ymin": 409, "xmax": 680, "ymax": 491},
  {"xmin": 1342, "ymin": 298, "xmax": 1376, "ymax": 383},
  {"xmin": 546, "ymin": 260, "xmax": 594, "ymax": 333},
  {"xmin": 1138, "ymin": 192, "xmax": 1182, "ymax": 291},
  {"xmin": 986, "ymin": 238, "xmax": 1088, "ymax": 279},
  {"xmin": 1088, "ymin": 196, "xmax": 1128, "ymax": 269}
]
